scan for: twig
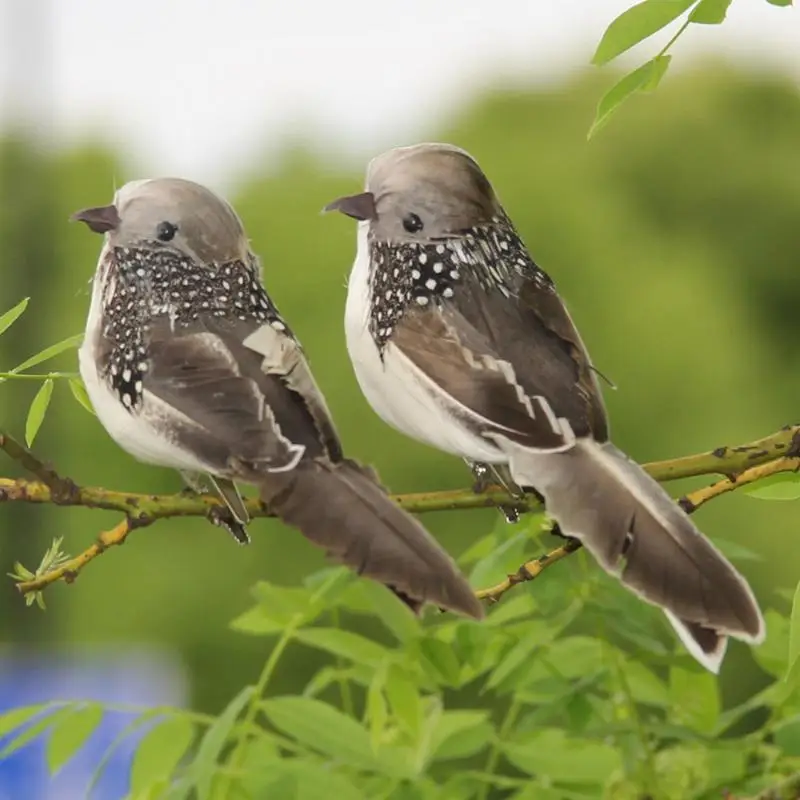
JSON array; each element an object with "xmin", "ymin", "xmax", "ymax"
[
  {"xmin": 1, "ymin": 425, "xmax": 798, "ymax": 598},
  {"xmin": 475, "ymin": 539, "xmax": 582, "ymax": 602},
  {"xmin": 0, "ymin": 432, "xmax": 79, "ymax": 503},
  {"xmin": 678, "ymin": 457, "xmax": 800, "ymax": 514},
  {"xmin": 645, "ymin": 424, "xmax": 800, "ymax": 482},
  {"xmin": 15, "ymin": 517, "xmax": 142, "ymax": 594}
]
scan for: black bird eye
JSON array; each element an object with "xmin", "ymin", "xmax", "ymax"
[
  {"xmin": 156, "ymin": 221, "xmax": 177, "ymax": 242},
  {"xmin": 402, "ymin": 213, "xmax": 423, "ymax": 233}
]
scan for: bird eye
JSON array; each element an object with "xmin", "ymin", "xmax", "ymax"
[
  {"xmin": 156, "ymin": 221, "xmax": 177, "ymax": 242},
  {"xmin": 402, "ymin": 213, "xmax": 424, "ymax": 234}
]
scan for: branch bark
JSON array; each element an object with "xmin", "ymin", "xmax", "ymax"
[{"xmin": 1, "ymin": 425, "xmax": 798, "ymax": 599}]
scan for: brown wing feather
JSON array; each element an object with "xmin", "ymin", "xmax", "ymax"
[
  {"xmin": 143, "ymin": 315, "xmax": 343, "ymax": 473},
  {"xmin": 392, "ymin": 309, "xmax": 569, "ymax": 450},
  {"xmin": 392, "ymin": 272, "xmax": 608, "ymax": 448}
]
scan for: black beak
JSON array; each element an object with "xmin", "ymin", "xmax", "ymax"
[
  {"xmin": 71, "ymin": 204, "xmax": 121, "ymax": 234},
  {"xmin": 322, "ymin": 192, "xmax": 377, "ymax": 221}
]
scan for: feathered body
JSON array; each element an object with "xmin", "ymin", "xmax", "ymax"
[
  {"xmin": 329, "ymin": 143, "xmax": 764, "ymax": 672},
  {"xmin": 76, "ymin": 177, "xmax": 482, "ymax": 619}
]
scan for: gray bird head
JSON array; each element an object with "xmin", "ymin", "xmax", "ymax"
[
  {"xmin": 324, "ymin": 143, "xmax": 501, "ymax": 242},
  {"xmin": 72, "ymin": 177, "xmax": 249, "ymax": 264}
]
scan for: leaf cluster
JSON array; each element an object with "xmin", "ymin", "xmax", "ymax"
[{"xmin": 0, "ymin": 514, "xmax": 798, "ymax": 799}]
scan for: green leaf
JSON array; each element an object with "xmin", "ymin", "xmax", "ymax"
[
  {"xmin": 246, "ymin": 759, "xmax": 365, "ymax": 800},
  {"xmin": 652, "ymin": 745, "xmax": 711, "ymax": 797},
  {"xmin": 745, "ymin": 472, "xmax": 800, "ymax": 500},
  {"xmin": 46, "ymin": 704, "xmax": 103, "ymax": 775},
  {"xmin": 261, "ymin": 696, "xmax": 379, "ymax": 771},
  {"xmin": 706, "ymin": 745, "xmax": 747, "ymax": 786},
  {"xmin": 230, "ymin": 581, "xmax": 315, "ymax": 633},
  {"xmin": 541, "ymin": 636, "xmax": 604, "ymax": 680},
  {"xmin": 0, "ymin": 704, "xmax": 51, "ymax": 739},
  {"xmin": 714, "ymin": 681, "xmax": 784, "ymax": 734},
  {"xmin": 25, "ymin": 378, "xmax": 54, "ymax": 446},
  {"xmin": 88, "ymin": 709, "xmax": 164, "ymax": 796},
  {"xmin": 468, "ymin": 528, "xmax": 530, "ymax": 589},
  {"xmin": 366, "ymin": 664, "xmax": 389, "ymax": 753},
  {"xmin": 589, "ymin": 55, "xmax": 672, "ymax": 138},
  {"xmin": 592, "ymin": 0, "xmax": 694, "ymax": 65},
  {"xmin": 384, "ymin": 664, "xmax": 423, "ymax": 739},
  {"xmin": 303, "ymin": 566, "xmax": 355, "ymax": 607},
  {"xmin": 189, "ymin": 685, "xmax": 253, "ymax": 799},
  {"xmin": 68, "ymin": 378, "xmax": 95, "ymax": 415},
  {"xmin": 12, "ymin": 333, "xmax": 84, "ymax": 374},
  {"xmin": 503, "ymin": 728, "xmax": 622, "ymax": 783},
  {"xmin": 452, "ymin": 623, "xmax": 497, "ymax": 675},
  {"xmin": 624, "ymin": 659, "xmax": 670, "ymax": 707},
  {"xmin": 130, "ymin": 716, "xmax": 195, "ymax": 794},
  {"xmin": 766, "ymin": 0, "xmax": 792, "ymax": 6},
  {"xmin": 485, "ymin": 622, "xmax": 552, "ymax": 691},
  {"xmin": 787, "ymin": 580, "xmax": 800, "ymax": 679},
  {"xmin": 251, "ymin": 580, "xmax": 312, "ymax": 616},
  {"xmin": 340, "ymin": 581, "xmax": 420, "ymax": 644},
  {"xmin": 485, "ymin": 593, "xmax": 537, "ymax": 627},
  {"xmin": 669, "ymin": 667, "xmax": 719, "ymax": 734},
  {"xmin": 753, "ymin": 609, "xmax": 791, "ymax": 677},
  {"xmin": 288, "ymin": 761, "xmax": 364, "ymax": 800},
  {"xmin": 303, "ymin": 665, "xmax": 371, "ymax": 698},
  {"xmin": 129, "ymin": 778, "xmax": 173, "ymax": 799},
  {"xmin": 0, "ymin": 297, "xmax": 29, "ymax": 336},
  {"xmin": 419, "ymin": 638, "xmax": 462, "ymax": 687},
  {"xmin": 689, "ymin": 0, "xmax": 733, "ymax": 23},
  {"xmin": 8, "ymin": 561, "xmax": 34, "ymax": 581},
  {"xmin": 0, "ymin": 705, "xmax": 73, "ymax": 758},
  {"xmin": 239, "ymin": 737, "xmax": 283, "ymax": 765},
  {"xmin": 229, "ymin": 606, "xmax": 284, "ymax": 637},
  {"xmin": 431, "ymin": 711, "xmax": 492, "ymax": 761},
  {"xmin": 774, "ymin": 717, "xmax": 800, "ymax": 757},
  {"xmin": 296, "ymin": 627, "xmax": 391, "ymax": 668},
  {"xmin": 457, "ymin": 531, "xmax": 497, "ymax": 566}
]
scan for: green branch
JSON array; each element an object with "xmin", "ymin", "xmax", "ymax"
[{"xmin": 0, "ymin": 425, "xmax": 798, "ymax": 599}]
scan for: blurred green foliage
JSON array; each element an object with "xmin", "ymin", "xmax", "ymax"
[
  {"xmin": 2, "ymin": 545, "xmax": 800, "ymax": 799},
  {"xmin": 1, "ymin": 64, "xmax": 800, "ymax": 797}
]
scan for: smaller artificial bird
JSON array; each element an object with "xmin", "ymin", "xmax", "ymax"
[
  {"xmin": 73, "ymin": 176, "xmax": 482, "ymax": 619},
  {"xmin": 325, "ymin": 142, "xmax": 765, "ymax": 672}
]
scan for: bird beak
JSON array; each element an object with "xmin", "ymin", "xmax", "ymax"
[
  {"xmin": 71, "ymin": 204, "xmax": 121, "ymax": 234},
  {"xmin": 322, "ymin": 192, "xmax": 377, "ymax": 221}
]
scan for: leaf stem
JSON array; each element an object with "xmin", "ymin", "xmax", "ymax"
[
  {"xmin": 478, "ymin": 696, "xmax": 522, "ymax": 800},
  {"xmin": 609, "ymin": 643, "xmax": 658, "ymax": 791},
  {"xmin": 0, "ymin": 371, "xmax": 79, "ymax": 380},
  {"xmin": 229, "ymin": 624, "xmax": 297, "ymax": 764},
  {"xmin": 332, "ymin": 607, "xmax": 355, "ymax": 718},
  {"xmin": 656, "ymin": 19, "xmax": 690, "ymax": 59}
]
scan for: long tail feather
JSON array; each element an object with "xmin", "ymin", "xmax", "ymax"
[
  {"xmin": 508, "ymin": 439, "xmax": 764, "ymax": 672},
  {"xmin": 259, "ymin": 459, "xmax": 483, "ymax": 619}
]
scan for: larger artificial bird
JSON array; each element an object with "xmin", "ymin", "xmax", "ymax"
[
  {"xmin": 325, "ymin": 142, "xmax": 764, "ymax": 672},
  {"xmin": 73, "ymin": 176, "xmax": 482, "ymax": 620}
]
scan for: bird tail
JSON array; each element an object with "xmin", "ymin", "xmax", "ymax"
[
  {"xmin": 508, "ymin": 439, "xmax": 765, "ymax": 673},
  {"xmin": 258, "ymin": 459, "xmax": 483, "ymax": 620}
]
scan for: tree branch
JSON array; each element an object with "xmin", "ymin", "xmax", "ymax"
[
  {"xmin": 0, "ymin": 432, "xmax": 79, "ymax": 503},
  {"xmin": 1, "ymin": 425, "xmax": 798, "ymax": 599}
]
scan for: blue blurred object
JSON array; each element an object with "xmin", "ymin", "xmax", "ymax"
[{"xmin": 0, "ymin": 649, "xmax": 187, "ymax": 800}]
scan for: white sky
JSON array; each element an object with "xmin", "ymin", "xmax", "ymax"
[{"xmin": 0, "ymin": 0, "xmax": 797, "ymax": 187}]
